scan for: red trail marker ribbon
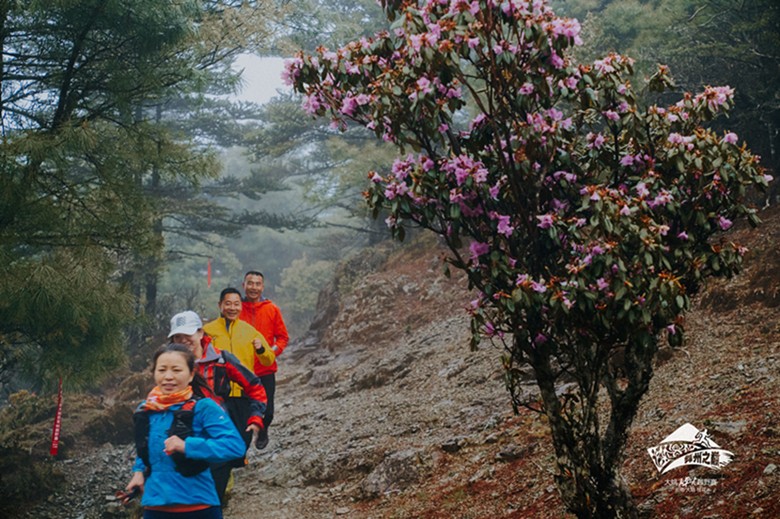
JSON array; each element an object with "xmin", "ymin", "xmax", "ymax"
[{"xmin": 50, "ymin": 377, "xmax": 63, "ymax": 456}]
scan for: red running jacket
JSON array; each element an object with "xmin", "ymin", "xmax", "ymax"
[
  {"xmin": 240, "ymin": 299, "xmax": 289, "ymax": 376},
  {"xmin": 197, "ymin": 335, "xmax": 267, "ymax": 428}
]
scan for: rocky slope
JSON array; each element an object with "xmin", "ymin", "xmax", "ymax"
[{"xmin": 12, "ymin": 207, "xmax": 780, "ymax": 519}]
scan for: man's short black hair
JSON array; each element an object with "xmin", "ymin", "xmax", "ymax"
[
  {"xmin": 219, "ymin": 287, "xmax": 242, "ymax": 302},
  {"xmin": 244, "ymin": 270, "xmax": 264, "ymax": 279}
]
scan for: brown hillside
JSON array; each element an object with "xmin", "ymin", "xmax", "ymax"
[{"xmin": 11, "ymin": 206, "xmax": 780, "ymax": 519}]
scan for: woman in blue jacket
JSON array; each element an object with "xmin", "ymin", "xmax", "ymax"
[{"xmin": 123, "ymin": 343, "xmax": 245, "ymax": 519}]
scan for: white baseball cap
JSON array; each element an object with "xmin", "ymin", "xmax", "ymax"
[{"xmin": 168, "ymin": 310, "xmax": 203, "ymax": 337}]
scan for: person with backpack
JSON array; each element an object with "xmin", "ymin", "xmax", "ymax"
[
  {"xmin": 123, "ymin": 343, "xmax": 245, "ymax": 519},
  {"xmin": 203, "ymin": 288, "xmax": 275, "ymax": 449},
  {"xmin": 167, "ymin": 310, "xmax": 268, "ymax": 505}
]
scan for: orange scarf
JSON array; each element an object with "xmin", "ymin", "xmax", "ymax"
[{"xmin": 141, "ymin": 386, "xmax": 193, "ymax": 412}]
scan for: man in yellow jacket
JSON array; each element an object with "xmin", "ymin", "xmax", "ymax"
[{"xmin": 203, "ymin": 287, "xmax": 275, "ymax": 454}]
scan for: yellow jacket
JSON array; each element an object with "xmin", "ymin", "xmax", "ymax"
[{"xmin": 203, "ymin": 317, "xmax": 275, "ymax": 397}]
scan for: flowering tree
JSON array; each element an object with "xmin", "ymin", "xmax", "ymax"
[{"xmin": 286, "ymin": 0, "xmax": 771, "ymax": 516}]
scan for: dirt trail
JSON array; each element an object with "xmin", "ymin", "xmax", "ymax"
[{"xmin": 14, "ymin": 208, "xmax": 780, "ymax": 519}]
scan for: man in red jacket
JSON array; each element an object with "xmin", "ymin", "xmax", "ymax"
[{"xmin": 240, "ymin": 270, "xmax": 289, "ymax": 449}]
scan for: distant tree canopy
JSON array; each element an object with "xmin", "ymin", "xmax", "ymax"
[
  {"xmin": 0, "ymin": 0, "xmax": 282, "ymax": 390},
  {"xmin": 552, "ymin": 0, "xmax": 779, "ymax": 200}
]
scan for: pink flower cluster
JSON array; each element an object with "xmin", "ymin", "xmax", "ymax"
[
  {"xmin": 694, "ymin": 85, "xmax": 734, "ymax": 112},
  {"xmin": 441, "ymin": 154, "xmax": 489, "ymax": 186},
  {"xmin": 544, "ymin": 17, "xmax": 583, "ymax": 45}
]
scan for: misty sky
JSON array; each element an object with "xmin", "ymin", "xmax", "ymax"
[{"xmin": 233, "ymin": 54, "xmax": 290, "ymax": 104}]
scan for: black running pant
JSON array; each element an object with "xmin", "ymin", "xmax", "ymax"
[{"xmin": 211, "ymin": 396, "xmax": 252, "ymax": 506}]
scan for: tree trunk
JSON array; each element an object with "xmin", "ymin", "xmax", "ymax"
[{"xmin": 528, "ymin": 335, "xmax": 653, "ymax": 519}]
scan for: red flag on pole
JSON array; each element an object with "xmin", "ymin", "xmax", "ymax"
[
  {"xmin": 207, "ymin": 258, "xmax": 212, "ymax": 287},
  {"xmin": 50, "ymin": 377, "xmax": 63, "ymax": 456}
]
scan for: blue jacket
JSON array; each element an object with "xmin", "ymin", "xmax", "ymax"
[{"xmin": 132, "ymin": 397, "xmax": 245, "ymax": 507}]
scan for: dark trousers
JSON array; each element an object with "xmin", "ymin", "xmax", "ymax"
[
  {"xmin": 259, "ymin": 373, "xmax": 276, "ymax": 428},
  {"xmin": 210, "ymin": 462, "xmax": 232, "ymax": 507},
  {"xmin": 144, "ymin": 506, "xmax": 222, "ymax": 519},
  {"xmin": 210, "ymin": 397, "xmax": 252, "ymax": 506},
  {"xmin": 225, "ymin": 396, "xmax": 253, "ymax": 448}
]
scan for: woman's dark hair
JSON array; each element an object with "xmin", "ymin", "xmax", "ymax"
[{"xmin": 151, "ymin": 343, "xmax": 211, "ymax": 396}]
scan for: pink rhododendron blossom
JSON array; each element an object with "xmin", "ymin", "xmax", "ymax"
[
  {"xmin": 620, "ymin": 205, "xmax": 631, "ymax": 216},
  {"xmin": 596, "ymin": 278, "xmax": 609, "ymax": 291},
  {"xmin": 340, "ymin": 95, "xmax": 358, "ymax": 116},
  {"xmin": 636, "ymin": 182, "xmax": 650, "ymax": 197},
  {"xmin": 493, "ymin": 213, "xmax": 514, "ymax": 236},
  {"xmin": 519, "ymin": 82, "xmax": 534, "ymax": 95},
  {"xmin": 620, "ymin": 155, "xmax": 635, "ymax": 167},
  {"xmin": 718, "ymin": 216, "xmax": 733, "ymax": 230},
  {"xmin": 469, "ymin": 241, "xmax": 490, "ymax": 261},
  {"xmin": 531, "ymin": 281, "xmax": 547, "ymax": 293},
  {"xmin": 469, "ymin": 113, "xmax": 487, "ymax": 130},
  {"xmin": 546, "ymin": 17, "xmax": 582, "ymax": 45},
  {"xmin": 603, "ymin": 110, "xmax": 619, "ymax": 121},
  {"xmin": 345, "ymin": 61, "xmax": 360, "ymax": 74},
  {"xmin": 667, "ymin": 133, "xmax": 685, "ymax": 145},
  {"xmin": 553, "ymin": 170, "xmax": 577, "ymax": 183},
  {"xmin": 550, "ymin": 199, "xmax": 569, "ymax": 212},
  {"xmin": 302, "ymin": 93, "xmax": 322, "ymax": 115},
  {"xmin": 587, "ymin": 132, "xmax": 605, "ymax": 149},
  {"xmin": 593, "ymin": 56, "xmax": 616, "ymax": 74},
  {"xmin": 282, "ymin": 57, "xmax": 303, "ymax": 86},
  {"xmin": 722, "ymin": 132, "xmax": 738, "ymax": 145},
  {"xmin": 484, "ymin": 321, "xmax": 497, "ymax": 337},
  {"xmin": 391, "ymin": 156, "xmax": 413, "ymax": 180},
  {"xmin": 537, "ymin": 214, "xmax": 554, "ymax": 229},
  {"xmin": 564, "ymin": 75, "xmax": 579, "ymax": 90},
  {"xmin": 677, "ymin": 231, "xmax": 689, "ymax": 240},
  {"xmin": 383, "ymin": 182, "xmax": 409, "ymax": 200},
  {"xmin": 650, "ymin": 190, "xmax": 674, "ymax": 208},
  {"xmin": 695, "ymin": 85, "xmax": 734, "ymax": 111},
  {"xmin": 421, "ymin": 156, "xmax": 435, "ymax": 171}
]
